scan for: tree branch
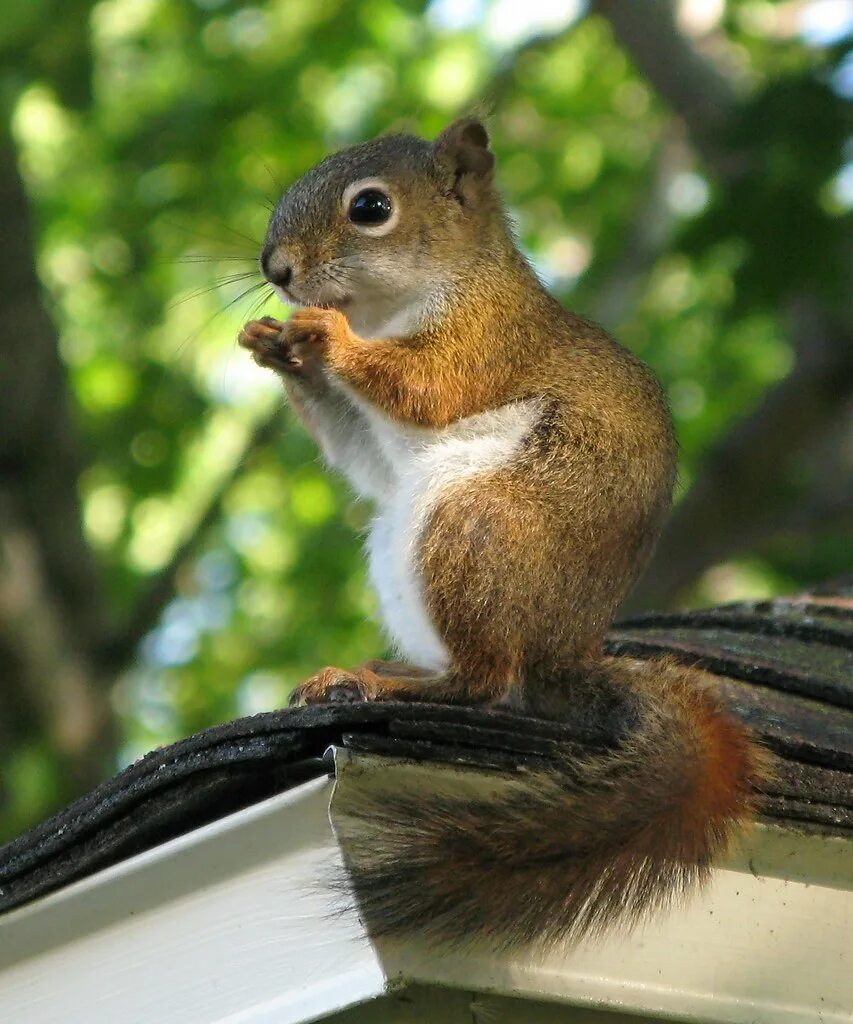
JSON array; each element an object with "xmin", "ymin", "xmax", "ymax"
[
  {"xmin": 586, "ymin": 131, "xmax": 691, "ymax": 328},
  {"xmin": 624, "ymin": 313, "xmax": 853, "ymax": 611},
  {"xmin": 589, "ymin": 0, "xmax": 742, "ymax": 176}
]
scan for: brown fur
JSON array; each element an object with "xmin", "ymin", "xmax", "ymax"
[{"xmin": 237, "ymin": 119, "xmax": 772, "ymax": 948}]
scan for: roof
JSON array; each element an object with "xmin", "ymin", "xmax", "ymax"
[
  {"xmin": 0, "ymin": 585, "xmax": 850, "ymax": 1021},
  {"xmin": 2, "ymin": 585, "xmax": 851, "ymax": 915}
]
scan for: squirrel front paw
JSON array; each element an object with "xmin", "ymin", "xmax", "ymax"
[
  {"xmin": 239, "ymin": 308, "xmax": 351, "ymax": 376},
  {"xmin": 238, "ymin": 316, "xmax": 296, "ymax": 373}
]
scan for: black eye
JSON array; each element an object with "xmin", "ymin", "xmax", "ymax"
[{"xmin": 348, "ymin": 188, "xmax": 393, "ymax": 226}]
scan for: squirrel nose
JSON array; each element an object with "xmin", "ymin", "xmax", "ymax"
[
  {"xmin": 268, "ymin": 263, "xmax": 292, "ymax": 288},
  {"xmin": 260, "ymin": 247, "xmax": 293, "ymax": 288}
]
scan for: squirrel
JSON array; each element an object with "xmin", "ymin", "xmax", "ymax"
[{"xmin": 237, "ymin": 118, "xmax": 771, "ymax": 949}]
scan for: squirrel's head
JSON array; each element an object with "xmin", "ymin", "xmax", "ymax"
[{"xmin": 261, "ymin": 119, "xmax": 506, "ymax": 337}]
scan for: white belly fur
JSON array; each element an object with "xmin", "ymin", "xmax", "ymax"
[{"xmin": 337, "ymin": 391, "xmax": 544, "ymax": 670}]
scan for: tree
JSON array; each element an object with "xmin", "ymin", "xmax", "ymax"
[{"xmin": 0, "ymin": 0, "xmax": 850, "ymax": 837}]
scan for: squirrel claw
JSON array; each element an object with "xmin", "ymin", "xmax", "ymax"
[{"xmin": 326, "ymin": 682, "xmax": 364, "ymax": 704}]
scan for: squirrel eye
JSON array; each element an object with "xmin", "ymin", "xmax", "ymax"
[{"xmin": 348, "ymin": 188, "xmax": 393, "ymax": 226}]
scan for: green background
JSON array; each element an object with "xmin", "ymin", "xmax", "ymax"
[{"xmin": 0, "ymin": 0, "xmax": 850, "ymax": 839}]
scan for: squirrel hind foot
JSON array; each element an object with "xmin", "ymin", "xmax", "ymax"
[
  {"xmin": 289, "ymin": 660, "xmax": 504, "ymax": 706},
  {"xmin": 289, "ymin": 667, "xmax": 371, "ymax": 706},
  {"xmin": 289, "ymin": 663, "xmax": 428, "ymax": 705}
]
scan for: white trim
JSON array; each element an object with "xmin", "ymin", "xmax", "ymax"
[
  {"xmin": 0, "ymin": 753, "xmax": 850, "ymax": 1023},
  {"xmin": 0, "ymin": 776, "xmax": 385, "ymax": 1024}
]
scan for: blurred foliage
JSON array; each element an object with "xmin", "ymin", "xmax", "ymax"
[{"xmin": 0, "ymin": 0, "xmax": 850, "ymax": 837}]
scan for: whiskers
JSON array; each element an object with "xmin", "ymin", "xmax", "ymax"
[
  {"xmin": 163, "ymin": 232, "xmax": 367, "ymax": 364},
  {"xmin": 164, "ymin": 245, "xmax": 275, "ymax": 358},
  {"xmin": 305, "ymin": 255, "xmax": 365, "ymax": 304},
  {"xmin": 165, "ymin": 277, "xmax": 274, "ymax": 363},
  {"xmin": 167, "ymin": 269, "xmax": 261, "ymax": 310},
  {"xmin": 161, "ymin": 218, "xmax": 262, "ymax": 257},
  {"xmin": 170, "ymin": 254, "xmax": 257, "ymax": 265},
  {"xmin": 155, "ymin": 212, "xmax": 276, "ymax": 355}
]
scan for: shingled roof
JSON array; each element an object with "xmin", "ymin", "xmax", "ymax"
[{"xmin": 1, "ymin": 582, "xmax": 851, "ymax": 915}]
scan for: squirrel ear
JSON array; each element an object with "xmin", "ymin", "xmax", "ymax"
[{"xmin": 433, "ymin": 118, "xmax": 495, "ymax": 200}]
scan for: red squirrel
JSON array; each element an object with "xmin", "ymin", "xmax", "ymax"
[{"xmin": 238, "ymin": 119, "xmax": 770, "ymax": 949}]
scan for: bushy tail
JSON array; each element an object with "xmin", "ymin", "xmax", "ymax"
[{"xmin": 334, "ymin": 656, "xmax": 772, "ymax": 950}]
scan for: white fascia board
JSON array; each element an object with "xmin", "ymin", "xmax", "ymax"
[
  {"xmin": 0, "ymin": 751, "xmax": 850, "ymax": 1024},
  {"xmin": 0, "ymin": 774, "xmax": 387, "ymax": 1024},
  {"xmin": 337, "ymin": 753, "xmax": 853, "ymax": 1024}
]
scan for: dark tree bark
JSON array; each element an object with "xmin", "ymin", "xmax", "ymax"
[
  {"xmin": 0, "ymin": 132, "xmax": 282, "ymax": 804},
  {"xmin": 0, "ymin": 137, "xmax": 116, "ymax": 796}
]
